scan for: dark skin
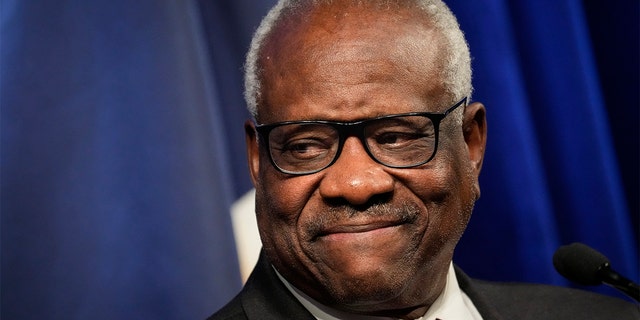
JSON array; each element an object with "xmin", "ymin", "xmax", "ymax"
[{"xmin": 245, "ymin": 3, "xmax": 487, "ymax": 319}]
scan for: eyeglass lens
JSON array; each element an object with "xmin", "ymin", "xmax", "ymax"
[{"xmin": 267, "ymin": 115, "xmax": 437, "ymax": 174}]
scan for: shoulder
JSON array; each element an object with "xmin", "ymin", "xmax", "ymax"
[
  {"xmin": 208, "ymin": 293, "xmax": 246, "ymax": 320},
  {"xmin": 473, "ymin": 279, "xmax": 639, "ymax": 319},
  {"xmin": 454, "ymin": 266, "xmax": 639, "ymax": 320},
  {"xmin": 207, "ymin": 251, "xmax": 315, "ymax": 320}
]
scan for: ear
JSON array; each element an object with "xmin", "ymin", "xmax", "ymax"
[
  {"xmin": 245, "ymin": 120, "xmax": 261, "ymax": 186},
  {"xmin": 462, "ymin": 102, "xmax": 487, "ymax": 191}
]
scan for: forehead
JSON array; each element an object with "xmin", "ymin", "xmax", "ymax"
[{"xmin": 258, "ymin": 3, "xmax": 447, "ymax": 123}]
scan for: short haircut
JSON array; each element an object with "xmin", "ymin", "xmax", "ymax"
[{"xmin": 244, "ymin": 0, "xmax": 472, "ymax": 120}]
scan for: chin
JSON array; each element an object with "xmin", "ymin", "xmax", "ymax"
[{"xmin": 318, "ymin": 265, "xmax": 418, "ymax": 309}]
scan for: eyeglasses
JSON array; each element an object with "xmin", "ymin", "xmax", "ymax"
[{"xmin": 255, "ymin": 97, "xmax": 467, "ymax": 175}]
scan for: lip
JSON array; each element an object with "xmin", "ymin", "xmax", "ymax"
[{"xmin": 314, "ymin": 220, "xmax": 405, "ymax": 240}]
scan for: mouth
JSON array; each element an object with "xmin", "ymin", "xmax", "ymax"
[
  {"xmin": 313, "ymin": 220, "xmax": 407, "ymax": 241},
  {"xmin": 307, "ymin": 202, "xmax": 421, "ymax": 242}
]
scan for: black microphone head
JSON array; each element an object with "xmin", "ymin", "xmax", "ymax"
[{"xmin": 553, "ymin": 242, "xmax": 610, "ymax": 286}]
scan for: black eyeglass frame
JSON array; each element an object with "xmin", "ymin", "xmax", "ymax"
[{"xmin": 255, "ymin": 97, "xmax": 468, "ymax": 175}]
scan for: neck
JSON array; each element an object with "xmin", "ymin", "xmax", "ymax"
[{"xmin": 274, "ymin": 266, "xmax": 451, "ymax": 319}]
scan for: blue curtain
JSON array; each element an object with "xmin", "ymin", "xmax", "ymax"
[
  {"xmin": 1, "ymin": 1, "xmax": 241, "ymax": 319},
  {"xmin": 2, "ymin": 0, "xmax": 637, "ymax": 319},
  {"xmin": 447, "ymin": 0, "xmax": 639, "ymax": 295}
]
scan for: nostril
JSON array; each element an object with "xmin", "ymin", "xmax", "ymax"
[
  {"xmin": 323, "ymin": 191, "xmax": 394, "ymax": 213},
  {"xmin": 358, "ymin": 192, "xmax": 393, "ymax": 209},
  {"xmin": 323, "ymin": 197, "xmax": 350, "ymax": 208}
]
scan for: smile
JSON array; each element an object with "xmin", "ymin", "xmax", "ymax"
[{"xmin": 314, "ymin": 220, "xmax": 406, "ymax": 241}]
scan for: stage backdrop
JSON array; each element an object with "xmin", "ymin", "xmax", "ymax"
[{"xmin": 2, "ymin": 0, "xmax": 637, "ymax": 319}]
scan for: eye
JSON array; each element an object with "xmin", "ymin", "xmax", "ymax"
[
  {"xmin": 375, "ymin": 131, "xmax": 418, "ymax": 145},
  {"xmin": 280, "ymin": 138, "xmax": 332, "ymax": 160},
  {"xmin": 269, "ymin": 123, "xmax": 338, "ymax": 163},
  {"xmin": 372, "ymin": 128, "xmax": 431, "ymax": 148},
  {"xmin": 366, "ymin": 116, "xmax": 435, "ymax": 150}
]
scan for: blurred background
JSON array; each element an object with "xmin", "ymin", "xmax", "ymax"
[{"xmin": 2, "ymin": 0, "xmax": 638, "ymax": 319}]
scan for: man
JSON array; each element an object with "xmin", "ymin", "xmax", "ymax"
[{"xmin": 211, "ymin": 0, "xmax": 639, "ymax": 319}]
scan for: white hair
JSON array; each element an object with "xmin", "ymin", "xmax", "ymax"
[{"xmin": 244, "ymin": 0, "xmax": 472, "ymax": 120}]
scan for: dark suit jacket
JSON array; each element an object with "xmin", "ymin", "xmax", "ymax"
[{"xmin": 210, "ymin": 252, "xmax": 639, "ymax": 320}]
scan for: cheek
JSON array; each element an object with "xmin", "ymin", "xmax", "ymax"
[
  {"xmin": 402, "ymin": 153, "xmax": 474, "ymax": 236},
  {"xmin": 426, "ymin": 134, "xmax": 478, "ymax": 200},
  {"xmin": 259, "ymin": 169, "xmax": 318, "ymax": 217},
  {"xmin": 401, "ymin": 158, "xmax": 454, "ymax": 202},
  {"xmin": 254, "ymin": 169, "xmax": 320, "ymax": 243},
  {"xmin": 429, "ymin": 153, "xmax": 476, "ymax": 234}
]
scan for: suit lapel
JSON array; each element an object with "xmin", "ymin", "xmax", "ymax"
[
  {"xmin": 454, "ymin": 265, "xmax": 505, "ymax": 320},
  {"xmin": 240, "ymin": 251, "xmax": 316, "ymax": 319}
]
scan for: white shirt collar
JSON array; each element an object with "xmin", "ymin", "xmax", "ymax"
[{"xmin": 275, "ymin": 263, "xmax": 483, "ymax": 320}]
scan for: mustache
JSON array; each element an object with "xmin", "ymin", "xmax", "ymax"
[{"xmin": 304, "ymin": 200, "xmax": 422, "ymax": 238}]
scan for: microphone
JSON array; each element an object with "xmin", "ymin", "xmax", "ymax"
[{"xmin": 553, "ymin": 242, "xmax": 640, "ymax": 302}]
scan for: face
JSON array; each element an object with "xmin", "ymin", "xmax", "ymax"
[{"xmin": 245, "ymin": 4, "xmax": 486, "ymax": 318}]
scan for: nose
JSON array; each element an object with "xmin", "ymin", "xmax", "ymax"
[{"xmin": 318, "ymin": 136, "xmax": 395, "ymax": 206}]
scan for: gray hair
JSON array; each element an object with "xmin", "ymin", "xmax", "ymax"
[{"xmin": 244, "ymin": 0, "xmax": 472, "ymax": 120}]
